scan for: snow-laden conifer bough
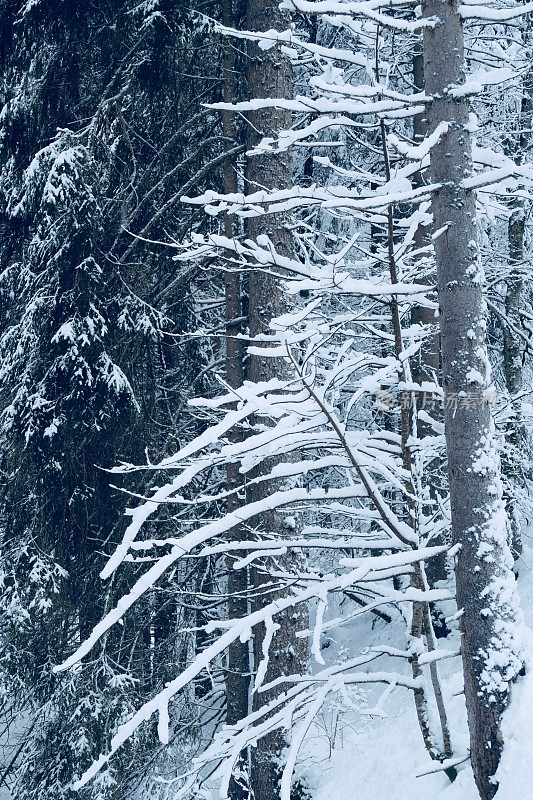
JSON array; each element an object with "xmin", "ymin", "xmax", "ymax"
[{"xmin": 54, "ymin": 1, "xmax": 533, "ymax": 799}]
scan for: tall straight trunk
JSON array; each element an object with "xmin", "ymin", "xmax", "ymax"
[
  {"xmin": 410, "ymin": 45, "xmax": 439, "ymax": 389},
  {"xmin": 244, "ymin": 2, "xmax": 309, "ymax": 799},
  {"xmin": 503, "ymin": 19, "xmax": 531, "ymax": 399},
  {"xmin": 422, "ymin": 2, "xmax": 523, "ymax": 798},
  {"xmin": 501, "ymin": 23, "xmax": 532, "ymax": 557},
  {"xmin": 503, "ymin": 205, "xmax": 525, "ymax": 558},
  {"xmin": 222, "ymin": 2, "xmax": 251, "ymax": 797},
  {"xmin": 378, "ymin": 110, "xmax": 454, "ymax": 772},
  {"xmin": 409, "ymin": 43, "xmax": 448, "ymax": 589}
]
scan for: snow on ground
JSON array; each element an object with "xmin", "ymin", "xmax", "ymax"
[
  {"xmin": 303, "ymin": 615, "xmax": 478, "ymax": 800},
  {"xmin": 307, "ymin": 535, "xmax": 533, "ymax": 800},
  {"xmin": 3, "ymin": 546, "xmax": 533, "ymax": 800},
  {"xmin": 495, "ymin": 529, "xmax": 533, "ymax": 799}
]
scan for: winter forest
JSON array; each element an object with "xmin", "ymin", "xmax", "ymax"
[{"xmin": 2, "ymin": 0, "xmax": 533, "ymax": 798}]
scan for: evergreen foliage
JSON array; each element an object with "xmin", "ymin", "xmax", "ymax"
[{"xmin": 0, "ymin": 1, "xmax": 224, "ymax": 796}]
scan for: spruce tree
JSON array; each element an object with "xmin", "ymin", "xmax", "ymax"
[{"xmin": 0, "ymin": 2, "xmax": 222, "ymax": 796}]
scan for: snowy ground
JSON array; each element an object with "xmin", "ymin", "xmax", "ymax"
[
  {"xmin": 306, "ymin": 535, "xmax": 533, "ymax": 800},
  {"xmin": 3, "ymin": 546, "xmax": 533, "ymax": 800}
]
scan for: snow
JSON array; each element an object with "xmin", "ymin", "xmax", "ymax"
[
  {"xmin": 304, "ymin": 534, "xmax": 533, "ymax": 800},
  {"xmin": 459, "ymin": 2, "xmax": 533, "ymax": 20},
  {"xmin": 447, "ymin": 68, "xmax": 518, "ymax": 98},
  {"xmin": 496, "ymin": 630, "xmax": 533, "ymax": 796},
  {"xmin": 388, "ymin": 122, "xmax": 449, "ymax": 160},
  {"xmin": 280, "ymin": 0, "xmax": 439, "ymax": 31},
  {"xmin": 364, "ymin": 529, "xmax": 523, "ymax": 800},
  {"xmin": 212, "ymin": 97, "xmax": 420, "ymax": 116},
  {"xmin": 216, "ymin": 25, "xmax": 373, "ymax": 69},
  {"xmin": 64, "ymin": 544, "xmax": 450, "ymax": 790},
  {"xmin": 8, "ymin": 4, "xmax": 531, "ymax": 798}
]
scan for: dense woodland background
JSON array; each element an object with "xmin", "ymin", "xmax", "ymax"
[{"xmin": 0, "ymin": 1, "xmax": 532, "ymax": 799}]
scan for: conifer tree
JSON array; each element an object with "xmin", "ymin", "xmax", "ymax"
[
  {"xmin": 422, "ymin": 0, "xmax": 524, "ymax": 795},
  {"xmin": 0, "ymin": 2, "xmax": 224, "ymax": 796}
]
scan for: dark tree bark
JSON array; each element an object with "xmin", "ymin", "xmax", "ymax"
[
  {"xmin": 410, "ymin": 44, "xmax": 440, "ymax": 394},
  {"xmin": 244, "ymin": 2, "xmax": 309, "ymax": 799},
  {"xmin": 222, "ymin": 3, "xmax": 251, "ymax": 798},
  {"xmin": 0, "ymin": 3, "xmax": 223, "ymax": 796},
  {"xmin": 422, "ymin": 1, "xmax": 524, "ymax": 797},
  {"xmin": 501, "ymin": 23, "xmax": 532, "ymax": 558},
  {"xmin": 409, "ymin": 43, "xmax": 448, "ymax": 589}
]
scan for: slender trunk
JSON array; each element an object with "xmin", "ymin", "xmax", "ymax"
[
  {"xmin": 422, "ymin": 2, "xmax": 524, "ymax": 797},
  {"xmin": 410, "ymin": 44, "xmax": 440, "ymax": 413},
  {"xmin": 503, "ymin": 248, "xmax": 523, "ymax": 399},
  {"xmin": 222, "ymin": 3, "xmax": 251, "ymax": 797},
  {"xmin": 409, "ymin": 43, "xmax": 448, "ymax": 588},
  {"xmin": 503, "ymin": 210, "xmax": 525, "ymax": 558},
  {"xmin": 503, "ymin": 20, "xmax": 531, "ymax": 400},
  {"xmin": 501, "ymin": 25, "xmax": 531, "ymax": 558},
  {"xmin": 244, "ymin": 2, "xmax": 309, "ymax": 798},
  {"xmin": 378, "ymin": 115, "xmax": 453, "ymax": 774}
]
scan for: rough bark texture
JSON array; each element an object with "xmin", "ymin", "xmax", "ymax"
[
  {"xmin": 501, "ymin": 27, "xmax": 532, "ymax": 558},
  {"xmin": 503, "ymin": 206, "xmax": 525, "ymax": 558},
  {"xmin": 378, "ymin": 108, "xmax": 453, "ymax": 771},
  {"xmin": 422, "ymin": 2, "xmax": 524, "ymax": 798},
  {"xmin": 245, "ymin": 2, "xmax": 309, "ymax": 799},
  {"xmin": 223, "ymin": 3, "xmax": 251, "ymax": 797},
  {"xmin": 504, "ymin": 217, "xmax": 525, "ymax": 398},
  {"xmin": 410, "ymin": 46, "xmax": 440, "ymax": 398},
  {"xmin": 410, "ymin": 45, "xmax": 448, "ymax": 588},
  {"xmin": 503, "ymin": 20, "xmax": 531, "ymax": 400}
]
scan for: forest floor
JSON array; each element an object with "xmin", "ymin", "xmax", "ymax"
[
  {"xmin": 2, "ymin": 543, "xmax": 533, "ymax": 800},
  {"xmin": 305, "ymin": 534, "xmax": 533, "ymax": 800}
]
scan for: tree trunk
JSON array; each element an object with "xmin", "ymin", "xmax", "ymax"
[
  {"xmin": 503, "ymin": 19, "xmax": 531, "ymax": 401},
  {"xmin": 222, "ymin": 3, "xmax": 251, "ymax": 797},
  {"xmin": 501, "ymin": 23, "xmax": 532, "ymax": 558},
  {"xmin": 409, "ymin": 43, "xmax": 448, "ymax": 588},
  {"xmin": 422, "ymin": 2, "xmax": 524, "ymax": 797},
  {"xmin": 410, "ymin": 44, "xmax": 440, "ymax": 397},
  {"xmin": 244, "ymin": 2, "xmax": 309, "ymax": 799}
]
